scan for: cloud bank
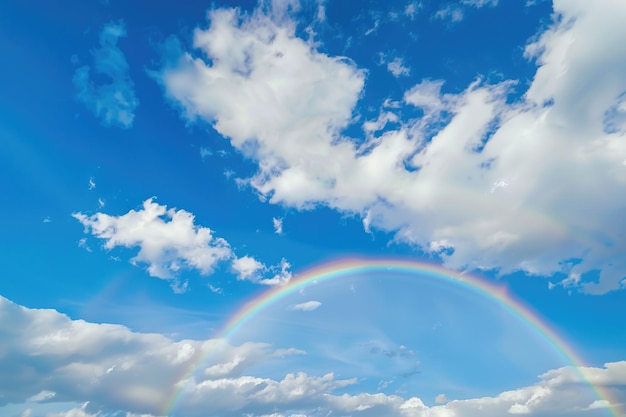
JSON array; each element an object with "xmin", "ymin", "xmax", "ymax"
[
  {"xmin": 1, "ymin": 296, "xmax": 624, "ymax": 417},
  {"xmin": 157, "ymin": 0, "xmax": 626, "ymax": 293}
]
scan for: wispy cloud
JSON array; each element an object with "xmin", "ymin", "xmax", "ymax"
[
  {"xmin": 288, "ymin": 301, "xmax": 322, "ymax": 311},
  {"xmin": 272, "ymin": 217, "xmax": 283, "ymax": 235},
  {"xmin": 386, "ymin": 57, "xmax": 411, "ymax": 78},
  {"xmin": 73, "ymin": 20, "xmax": 139, "ymax": 129}
]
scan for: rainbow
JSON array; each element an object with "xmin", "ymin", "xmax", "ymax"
[{"xmin": 162, "ymin": 258, "xmax": 619, "ymax": 416}]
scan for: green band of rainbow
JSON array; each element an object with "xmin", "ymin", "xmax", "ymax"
[{"xmin": 162, "ymin": 258, "xmax": 619, "ymax": 416}]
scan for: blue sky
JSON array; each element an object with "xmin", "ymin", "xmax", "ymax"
[{"xmin": 1, "ymin": 0, "xmax": 626, "ymax": 416}]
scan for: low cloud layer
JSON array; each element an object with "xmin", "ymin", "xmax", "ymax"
[
  {"xmin": 1, "ymin": 296, "xmax": 624, "ymax": 417},
  {"xmin": 157, "ymin": 0, "xmax": 626, "ymax": 293}
]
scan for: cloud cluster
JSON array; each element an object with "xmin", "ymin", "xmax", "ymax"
[
  {"xmin": 73, "ymin": 198, "xmax": 291, "ymax": 290},
  {"xmin": 2, "ymin": 296, "xmax": 624, "ymax": 417},
  {"xmin": 157, "ymin": 0, "xmax": 626, "ymax": 293},
  {"xmin": 73, "ymin": 21, "xmax": 139, "ymax": 129}
]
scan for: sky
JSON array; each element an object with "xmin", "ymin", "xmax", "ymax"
[{"xmin": 1, "ymin": 0, "xmax": 626, "ymax": 416}]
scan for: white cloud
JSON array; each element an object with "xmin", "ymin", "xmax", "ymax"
[
  {"xmin": 73, "ymin": 198, "xmax": 232, "ymax": 283},
  {"xmin": 27, "ymin": 391, "xmax": 56, "ymax": 402},
  {"xmin": 77, "ymin": 238, "xmax": 92, "ymax": 252},
  {"xmin": 232, "ymin": 255, "xmax": 266, "ymax": 280},
  {"xmin": 404, "ymin": 1, "xmax": 422, "ymax": 19},
  {"xmin": 46, "ymin": 403, "xmax": 97, "ymax": 417},
  {"xmin": 88, "ymin": 177, "xmax": 96, "ymax": 190},
  {"xmin": 363, "ymin": 111, "xmax": 399, "ymax": 133},
  {"xmin": 158, "ymin": 0, "xmax": 626, "ymax": 293},
  {"xmin": 73, "ymin": 21, "xmax": 138, "ymax": 129},
  {"xmin": 386, "ymin": 57, "xmax": 411, "ymax": 78},
  {"xmin": 272, "ymin": 217, "xmax": 283, "ymax": 234},
  {"xmin": 434, "ymin": 0, "xmax": 498, "ymax": 23},
  {"xmin": 73, "ymin": 197, "xmax": 293, "ymax": 289},
  {"xmin": 0, "ymin": 296, "xmax": 311, "ymax": 417},
  {"xmin": 259, "ymin": 258, "xmax": 292, "ymax": 286},
  {"xmin": 288, "ymin": 301, "xmax": 321, "ymax": 311},
  {"xmin": 434, "ymin": 4, "xmax": 464, "ymax": 22}
]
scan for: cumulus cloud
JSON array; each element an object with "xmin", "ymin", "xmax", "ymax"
[
  {"xmin": 73, "ymin": 20, "xmax": 139, "ymax": 129},
  {"xmin": 157, "ymin": 0, "xmax": 626, "ymax": 293},
  {"xmin": 73, "ymin": 198, "xmax": 232, "ymax": 283},
  {"xmin": 232, "ymin": 255, "xmax": 266, "ymax": 280},
  {"xmin": 288, "ymin": 301, "xmax": 321, "ymax": 311},
  {"xmin": 258, "ymin": 258, "xmax": 293, "ymax": 286},
  {"xmin": 73, "ymin": 198, "xmax": 291, "ymax": 289},
  {"xmin": 0, "ymin": 296, "xmax": 314, "ymax": 417}
]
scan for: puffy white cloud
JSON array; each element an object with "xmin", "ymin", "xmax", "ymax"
[
  {"xmin": 156, "ymin": 4, "xmax": 365, "ymax": 209},
  {"xmin": 158, "ymin": 0, "xmax": 626, "ymax": 293},
  {"xmin": 73, "ymin": 198, "xmax": 232, "ymax": 283},
  {"xmin": 288, "ymin": 301, "xmax": 321, "ymax": 311},
  {"xmin": 326, "ymin": 363, "xmax": 626, "ymax": 417},
  {"xmin": 0, "ymin": 296, "xmax": 311, "ymax": 417},
  {"xmin": 74, "ymin": 198, "xmax": 292, "ymax": 289},
  {"xmin": 258, "ymin": 258, "xmax": 293, "ymax": 286},
  {"xmin": 73, "ymin": 21, "xmax": 138, "ymax": 129},
  {"xmin": 233, "ymin": 255, "xmax": 266, "ymax": 280}
]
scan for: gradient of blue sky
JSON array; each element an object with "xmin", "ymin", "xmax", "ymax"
[{"xmin": 1, "ymin": 0, "xmax": 626, "ymax": 416}]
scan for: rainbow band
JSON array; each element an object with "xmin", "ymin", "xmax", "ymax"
[{"xmin": 163, "ymin": 258, "xmax": 618, "ymax": 416}]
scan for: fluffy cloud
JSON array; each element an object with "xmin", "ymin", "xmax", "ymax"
[
  {"xmin": 288, "ymin": 301, "xmax": 321, "ymax": 311},
  {"xmin": 387, "ymin": 57, "xmax": 411, "ymax": 78},
  {"xmin": 73, "ymin": 21, "xmax": 139, "ymax": 129},
  {"xmin": 73, "ymin": 198, "xmax": 232, "ymax": 281},
  {"xmin": 73, "ymin": 198, "xmax": 291, "ymax": 289},
  {"xmin": 0, "ymin": 296, "xmax": 316, "ymax": 417},
  {"xmin": 232, "ymin": 255, "xmax": 266, "ymax": 280},
  {"xmin": 158, "ymin": 0, "xmax": 626, "ymax": 293}
]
